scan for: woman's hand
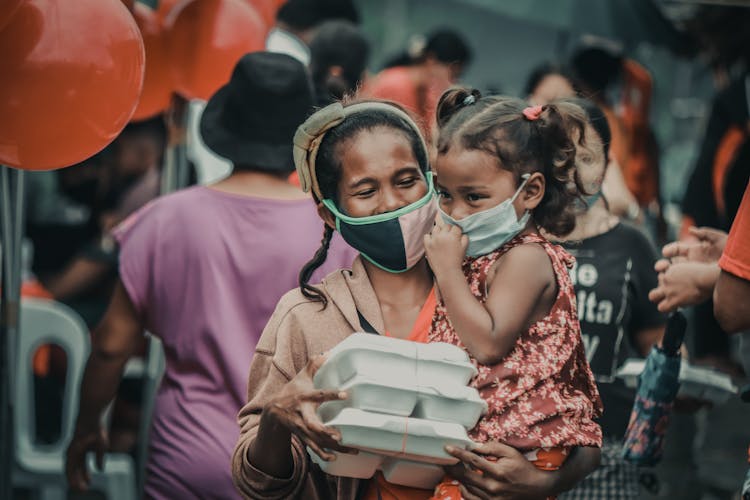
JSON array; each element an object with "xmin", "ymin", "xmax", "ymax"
[
  {"xmin": 262, "ymin": 354, "xmax": 357, "ymax": 462},
  {"xmin": 65, "ymin": 426, "xmax": 109, "ymax": 491},
  {"xmin": 424, "ymin": 215, "xmax": 468, "ymax": 279},
  {"xmin": 444, "ymin": 442, "xmax": 555, "ymax": 500}
]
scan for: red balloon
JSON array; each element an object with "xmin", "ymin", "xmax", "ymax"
[
  {"xmin": 131, "ymin": 3, "xmax": 172, "ymax": 121},
  {"xmin": 0, "ymin": 0, "xmax": 22, "ymax": 32},
  {"xmin": 165, "ymin": 0, "xmax": 267, "ymax": 101},
  {"xmin": 0, "ymin": 0, "xmax": 145, "ymax": 170}
]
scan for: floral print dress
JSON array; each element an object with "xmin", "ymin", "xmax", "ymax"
[{"xmin": 429, "ymin": 233, "xmax": 603, "ymax": 451}]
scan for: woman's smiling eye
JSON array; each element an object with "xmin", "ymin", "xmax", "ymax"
[
  {"xmin": 397, "ymin": 176, "xmax": 418, "ymax": 187},
  {"xmin": 354, "ymin": 188, "xmax": 376, "ymax": 197}
]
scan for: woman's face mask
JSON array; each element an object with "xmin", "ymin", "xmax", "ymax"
[
  {"xmin": 322, "ymin": 172, "xmax": 437, "ymax": 273},
  {"xmin": 439, "ymin": 174, "xmax": 531, "ymax": 257}
]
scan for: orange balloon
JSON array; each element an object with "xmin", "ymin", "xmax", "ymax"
[
  {"xmin": 165, "ymin": 0, "xmax": 267, "ymax": 101},
  {"xmin": 0, "ymin": 0, "xmax": 22, "ymax": 32},
  {"xmin": 0, "ymin": 0, "xmax": 144, "ymax": 171},
  {"xmin": 131, "ymin": 3, "xmax": 172, "ymax": 121}
]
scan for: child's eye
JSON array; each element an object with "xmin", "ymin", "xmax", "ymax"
[
  {"xmin": 580, "ymin": 155, "xmax": 593, "ymax": 163},
  {"xmin": 438, "ymin": 190, "xmax": 452, "ymax": 199},
  {"xmin": 466, "ymin": 193, "xmax": 486, "ymax": 202}
]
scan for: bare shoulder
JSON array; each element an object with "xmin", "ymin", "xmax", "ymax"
[{"xmin": 488, "ymin": 243, "xmax": 555, "ymax": 287}]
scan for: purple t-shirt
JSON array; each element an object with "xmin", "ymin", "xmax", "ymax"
[{"xmin": 113, "ymin": 186, "xmax": 356, "ymax": 499}]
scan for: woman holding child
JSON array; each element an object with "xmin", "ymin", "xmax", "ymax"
[{"xmin": 232, "ymin": 92, "xmax": 603, "ymax": 499}]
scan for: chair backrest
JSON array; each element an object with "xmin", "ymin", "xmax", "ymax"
[
  {"xmin": 135, "ymin": 333, "xmax": 165, "ymax": 496},
  {"xmin": 15, "ymin": 299, "xmax": 90, "ymax": 472}
]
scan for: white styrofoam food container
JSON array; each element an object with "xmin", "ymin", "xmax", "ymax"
[
  {"xmin": 413, "ymin": 384, "xmax": 487, "ymax": 428},
  {"xmin": 326, "ymin": 408, "xmax": 474, "ymax": 464},
  {"xmin": 314, "ymin": 333, "xmax": 477, "ymax": 391},
  {"xmin": 616, "ymin": 358, "xmax": 738, "ymax": 404},
  {"xmin": 317, "ymin": 375, "xmax": 487, "ymax": 429},
  {"xmin": 309, "ymin": 406, "xmax": 475, "ymax": 490},
  {"xmin": 317, "ymin": 375, "xmax": 419, "ymax": 421}
]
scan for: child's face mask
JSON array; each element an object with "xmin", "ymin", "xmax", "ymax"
[
  {"xmin": 322, "ymin": 172, "xmax": 437, "ymax": 273},
  {"xmin": 439, "ymin": 174, "xmax": 531, "ymax": 257}
]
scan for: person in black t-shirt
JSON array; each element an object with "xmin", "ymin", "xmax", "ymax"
[{"xmin": 553, "ymin": 98, "xmax": 666, "ymax": 499}]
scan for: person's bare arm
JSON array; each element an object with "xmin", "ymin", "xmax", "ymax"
[
  {"xmin": 66, "ymin": 280, "xmax": 144, "ymax": 490},
  {"xmin": 44, "ymin": 257, "xmax": 112, "ymax": 301},
  {"xmin": 714, "ymin": 270, "xmax": 750, "ymax": 334},
  {"xmin": 426, "ymin": 223, "xmax": 551, "ymax": 365}
]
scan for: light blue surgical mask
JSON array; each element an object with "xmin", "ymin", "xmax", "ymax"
[
  {"xmin": 577, "ymin": 190, "xmax": 603, "ymax": 210},
  {"xmin": 439, "ymin": 174, "xmax": 531, "ymax": 257}
]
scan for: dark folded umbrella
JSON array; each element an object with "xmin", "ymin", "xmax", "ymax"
[{"xmin": 621, "ymin": 311, "xmax": 686, "ymax": 466}]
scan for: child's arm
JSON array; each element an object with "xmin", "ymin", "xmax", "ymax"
[{"xmin": 425, "ymin": 222, "xmax": 554, "ymax": 365}]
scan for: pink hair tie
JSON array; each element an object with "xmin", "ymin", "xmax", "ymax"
[{"xmin": 522, "ymin": 105, "xmax": 543, "ymax": 121}]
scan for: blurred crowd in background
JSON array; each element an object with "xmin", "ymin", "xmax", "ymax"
[{"xmin": 6, "ymin": 0, "xmax": 750, "ymax": 498}]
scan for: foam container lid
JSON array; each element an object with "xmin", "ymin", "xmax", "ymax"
[
  {"xmin": 317, "ymin": 374, "xmax": 487, "ymax": 428},
  {"xmin": 314, "ymin": 333, "xmax": 477, "ymax": 390},
  {"xmin": 325, "ymin": 408, "xmax": 475, "ymax": 465},
  {"xmin": 616, "ymin": 358, "xmax": 738, "ymax": 404}
]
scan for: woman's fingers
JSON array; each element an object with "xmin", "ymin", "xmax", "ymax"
[
  {"xmin": 300, "ymin": 403, "xmax": 336, "ymax": 436},
  {"xmin": 446, "ymin": 445, "xmax": 495, "ymax": 472},
  {"xmin": 459, "ymin": 484, "xmax": 489, "ymax": 500},
  {"xmin": 308, "ymin": 352, "xmax": 330, "ymax": 374},
  {"xmin": 299, "ymin": 402, "xmax": 359, "ymax": 455},
  {"xmin": 445, "ymin": 462, "xmax": 492, "ymax": 491},
  {"xmin": 301, "ymin": 389, "xmax": 348, "ymax": 404},
  {"xmin": 300, "ymin": 430, "xmax": 337, "ymax": 461}
]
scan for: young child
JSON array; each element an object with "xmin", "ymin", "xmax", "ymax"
[{"xmin": 424, "ymin": 88, "xmax": 602, "ymax": 498}]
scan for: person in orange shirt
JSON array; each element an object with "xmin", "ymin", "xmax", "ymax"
[
  {"xmin": 364, "ymin": 29, "xmax": 472, "ymax": 142},
  {"xmin": 714, "ymin": 181, "xmax": 750, "ymax": 333},
  {"xmin": 650, "ymin": 181, "xmax": 750, "ymax": 500}
]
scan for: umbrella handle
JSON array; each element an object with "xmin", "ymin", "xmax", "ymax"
[{"xmin": 661, "ymin": 311, "xmax": 686, "ymax": 356}]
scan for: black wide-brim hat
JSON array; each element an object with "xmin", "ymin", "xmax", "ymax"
[{"xmin": 200, "ymin": 51, "xmax": 315, "ymax": 171}]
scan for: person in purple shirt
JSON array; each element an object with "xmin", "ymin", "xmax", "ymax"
[{"xmin": 65, "ymin": 52, "xmax": 356, "ymax": 499}]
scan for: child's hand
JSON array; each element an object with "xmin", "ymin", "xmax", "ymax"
[{"xmin": 424, "ymin": 214, "xmax": 468, "ymax": 278}]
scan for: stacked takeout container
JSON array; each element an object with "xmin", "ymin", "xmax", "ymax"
[{"xmin": 309, "ymin": 333, "xmax": 487, "ymax": 489}]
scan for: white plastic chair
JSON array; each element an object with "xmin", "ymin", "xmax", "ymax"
[
  {"xmin": 13, "ymin": 298, "xmax": 136, "ymax": 500},
  {"xmin": 134, "ymin": 333, "xmax": 166, "ymax": 497}
]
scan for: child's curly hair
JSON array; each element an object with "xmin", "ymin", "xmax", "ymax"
[{"xmin": 436, "ymin": 87, "xmax": 587, "ymax": 237}]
